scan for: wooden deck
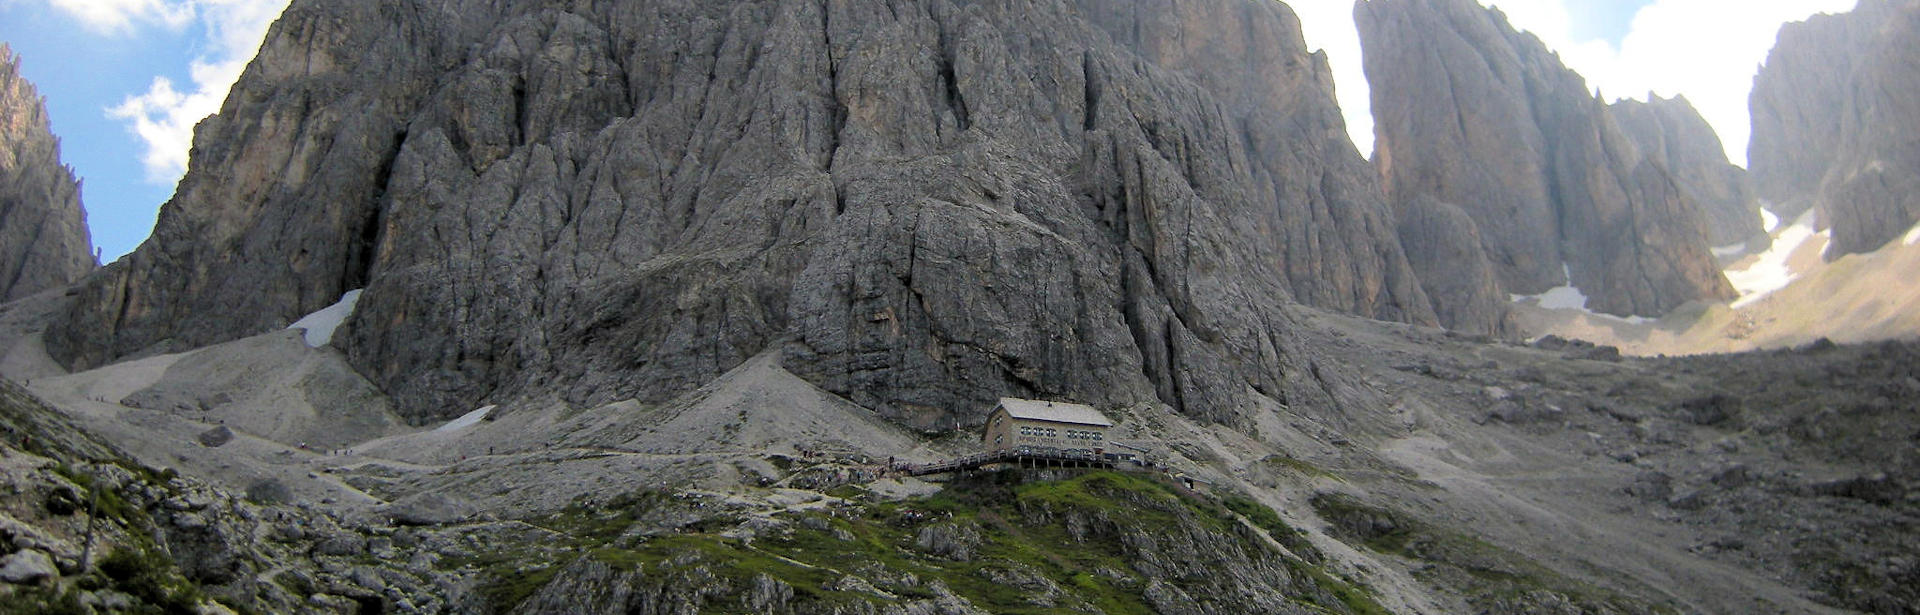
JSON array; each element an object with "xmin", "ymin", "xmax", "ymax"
[{"xmin": 900, "ymin": 446, "xmax": 1123, "ymax": 477}]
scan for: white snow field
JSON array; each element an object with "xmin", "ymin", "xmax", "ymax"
[{"xmin": 288, "ymin": 289, "xmax": 364, "ymax": 347}]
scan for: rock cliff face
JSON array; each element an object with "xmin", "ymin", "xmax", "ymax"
[
  {"xmin": 48, "ymin": 0, "xmax": 1436, "ymax": 426},
  {"xmin": 1357, "ymin": 0, "xmax": 1735, "ymax": 318},
  {"xmin": 1392, "ymin": 195, "xmax": 1508, "ymax": 335},
  {"xmin": 0, "ymin": 45, "xmax": 93, "ymax": 301},
  {"xmin": 1751, "ymin": 0, "xmax": 1920, "ymax": 257},
  {"xmin": 1611, "ymin": 95, "xmax": 1763, "ymax": 248}
]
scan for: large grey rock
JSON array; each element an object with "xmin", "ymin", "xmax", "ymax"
[
  {"xmin": 1752, "ymin": 0, "xmax": 1920, "ymax": 257},
  {"xmin": 1610, "ymin": 94, "xmax": 1764, "ymax": 248},
  {"xmin": 0, "ymin": 548, "xmax": 57, "ymax": 584},
  {"xmin": 1358, "ymin": 0, "xmax": 1735, "ymax": 318},
  {"xmin": 50, "ymin": 0, "xmax": 1435, "ymax": 428},
  {"xmin": 0, "ymin": 45, "xmax": 94, "ymax": 301},
  {"xmin": 197, "ymin": 426, "xmax": 235, "ymax": 448}
]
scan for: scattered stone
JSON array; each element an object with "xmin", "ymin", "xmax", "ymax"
[
  {"xmin": 1627, "ymin": 471, "xmax": 1674, "ymax": 501},
  {"xmin": 1710, "ymin": 465, "xmax": 1753, "ymax": 489}
]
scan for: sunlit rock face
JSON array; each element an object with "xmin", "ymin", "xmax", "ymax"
[{"xmin": 0, "ymin": 44, "xmax": 93, "ymax": 301}]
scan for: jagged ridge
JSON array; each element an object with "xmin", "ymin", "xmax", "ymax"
[{"xmin": 0, "ymin": 44, "xmax": 93, "ymax": 301}]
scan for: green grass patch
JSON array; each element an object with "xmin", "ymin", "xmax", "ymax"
[
  {"xmin": 1263, "ymin": 453, "xmax": 1337, "ymax": 479},
  {"xmin": 461, "ymin": 473, "xmax": 1393, "ymax": 615},
  {"xmin": 98, "ymin": 539, "xmax": 208, "ymax": 615}
]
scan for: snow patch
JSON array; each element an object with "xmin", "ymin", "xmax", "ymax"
[
  {"xmin": 287, "ymin": 290, "xmax": 364, "ymax": 347},
  {"xmin": 433, "ymin": 406, "xmax": 495, "ymax": 433},
  {"xmin": 1760, "ymin": 208, "xmax": 1781, "ymax": 233},
  {"xmin": 1905, "ymin": 222, "xmax": 1920, "ymax": 246},
  {"xmin": 1710, "ymin": 243, "xmax": 1748, "ymax": 258},
  {"xmin": 1511, "ymin": 264, "xmax": 1591, "ymax": 310},
  {"xmin": 1509, "ymin": 265, "xmax": 1657, "ymax": 324},
  {"xmin": 1727, "ymin": 211, "xmax": 1823, "ymax": 308}
]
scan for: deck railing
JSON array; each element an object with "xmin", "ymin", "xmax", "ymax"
[{"xmin": 900, "ymin": 446, "xmax": 1130, "ymax": 477}]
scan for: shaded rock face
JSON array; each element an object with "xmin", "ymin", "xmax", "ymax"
[
  {"xmin": 1610, "ymin": 95, "xmax": 1763, "ymax": 248},
  {"xmin": 1392, "ymin": 195, "xmax": 1508, "ymax": 335},
  {"xmin": 1748, "ymin": 0, "xmax": 1897, "ymax": 221},
  {"xmin": 49, "ymin": 0, "xmax": 1434, "ymax": 427},
  {"xmin": 0, "ymin": 44, "xmax": 93, "ymax": 301},
  {"xmin": 1752, "ymin": 0, "xmax": 1920, "ymax": 257},
  {"xmin": 1358, "ymin": 0, "xmax": 1734, "ymax": 318}
]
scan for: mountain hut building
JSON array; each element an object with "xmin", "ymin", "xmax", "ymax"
[{"xmin": 981, "ymin": 398, "xmax": 1113, "ymax": 455}]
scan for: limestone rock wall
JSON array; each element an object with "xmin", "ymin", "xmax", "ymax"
[{"xmin": 49, "ymin": 0, "xmax": 1435, "ymax": 427}]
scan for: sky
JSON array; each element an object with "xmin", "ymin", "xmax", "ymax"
[
  {"xmin": 0, "ymin": 0, "xmax": 1866, "ymax": 262},
  {"xmin": 0, "ymin": 0, "xmax": 288, "ymax": 261}
]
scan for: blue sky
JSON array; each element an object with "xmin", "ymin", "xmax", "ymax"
[
  {"xmin": 0, "ymin": 0, "xmax": 1858, "ymax": 261},
  {"xmin": 0, "ymin": 1, "xmax": 204, "ymax": 261},
  {"xmin": 1564, "ymin": 1, "xmax": 1645, "ymax": 43}
]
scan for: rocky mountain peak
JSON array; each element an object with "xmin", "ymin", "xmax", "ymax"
[
  {"xmin": 47, "ymin": 0, "xmax": 1433, "ymax": 427},
  {"xmin": 1358, "ymin": 0, "xmax": 1735, "ymax": 318},
  {"xmin": 1609, "ymin": 94, "xmax": 1764, "ymax": 248},
  {"xmin": 1751, "ymin": 0, "xmax": 1920, "ymax": 257},
  {"xmin": 0, "ymin": 43, "xmax": 94, "ymax": 300}
]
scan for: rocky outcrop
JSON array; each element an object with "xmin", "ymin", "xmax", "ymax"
[
  {"xmin": 0, "ymin": 44, "xmax": 93, "ymax": 301},
  {"xmin": 1610, "ymin": 95, "xmax": 1764, "ymax": 248},
  {"xmin": 49, "ymin": 0, "xmax": 1436, "ymax": 426},
  {"xmin": 0, "ymin": 379, "xmax": 483, "ymax": 613},
  {"xmin": 1358, "ymin": 0, "xmax": 1735, "ymax": 318},
  {"xmin": 1751, "ymin": 0, "xmax": 1920, "ymax": 257}
]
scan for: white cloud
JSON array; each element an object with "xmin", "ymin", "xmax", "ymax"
[
  {"xmin": 1291, "ymin": 1, "xmax": 1374, "ymax": 157},
  {"xmin": 45, "ymin": 0, "xmax": 191, "ymax": 34},
  {"xmin": 1538, "ymin": 0, "xmax": 1858, "ymax": 167},
  {"xmin": 44, "ymin": 0, "xmax": 289, "ymax": 185},
  {"xmin": 1295, "ymin": 0, "xmax": 1859, "ymax": 167}
]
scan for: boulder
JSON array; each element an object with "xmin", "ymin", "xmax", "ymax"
[
  {"xmin": 198, "ymin": 426, "xmax": 236, "ymax": 448},
  {"xmin": 0, "ymin": 549, "xmax": 57, "ymax": 584}
]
